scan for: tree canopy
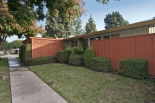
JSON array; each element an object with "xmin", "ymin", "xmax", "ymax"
[
  {"xmin": 44, "ymin": 14, "xmax": 74, "ymax": 38},
  {"xmin": 85, "ymin": 15, "xmax": 97, "ymax": 33},
  {"xmin": 0, "ymin": 1, "xmax": 46, "ymax": 47},
  {"xmin": 7, "ymin": 0, "xmax": 85, "ymax": 22},
  {"xmin": 10, "ymin": 40, "xmax": 23, "ymax": 49},
  {"xmin": 0, "ymin": 40, "xmax": 22, "ymax": 51},
  {"xmin": 0, "ymin": 41, "xmax": 11, "ymax": 51},
  {"xmin": 6, "ymin": 0, "xmax": 119, "ymax": 23},
  {"xmin": 104, "ymin": 11, "xmax": 129, "ymax": 29},
  {"xmin": 73, "ymin": 16, "xmax": 83, "ymax": 36}
]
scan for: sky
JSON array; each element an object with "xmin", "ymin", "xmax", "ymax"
[{"xmin": 6, "ymin": 0, "xmax": 155, "ymax": 42}]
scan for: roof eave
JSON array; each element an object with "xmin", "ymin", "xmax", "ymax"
[{"xmin": 64, "ymin": 19, "xmax": 155, "ymax": 40}]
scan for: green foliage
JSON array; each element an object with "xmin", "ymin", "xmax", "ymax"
[
  {"xmin": 68, "ymin": 44, "xmax": 85, "ymax": 66},
  {"xmin": 44, "ymin": 14, "xmax": 74, "ymax": 38},
  {"xmin": 44, "ymin": 16, "xmax": 65, "ymax": 38},
  {"xmin": 7, "ymin": 0, "xmax": 110, "ymax": 22},
  {"xmin": 0, "ymin": 41, "xmax": 12, "ymax": 51},
  {"xmin": 0, "ymin": 58, "xmax": 11, "ymax": 103},
  {"xmin": 26, "ymin": 56, "xmax": 56, "ymax": 66},
  {"xmin": 70, "ymin": 48, "xmax": 84, "ymax": 56},
  {"xmin": 68, "ymin": 54, "xmax": 84, "ymax": 66},
  {"xmin": 90, "ymin": 57, "xmax": 111, "ymax": 72},
  {"xmin": 73, "ymin": 16, "xmax": 83, "ymax": 36},
  {"xmin": 10, "ymin": 40, "xmax": 22, "ymax": 49},
  {"xmin": 0, "ymin": 40, "xmax": 22, "ymax": 51},
  {"xmin": 56, "ymin": 50, "xmax": 72, "ymax": 63},
  {"xmin": 0, "ymin": 2, "xmax": 45, "ymax": 47},
  {"xmin": 23, "ymin": 44, "xmax": 31, "ymax": 64},
  {"xmin": 79, "ymin": 38, "xmax": 88, "ymax": 52},
  {"xmin": 96, "ymin": 0, "xmax": 110, "ymax": 4},
  {"xmin": 65, "ymin": 46, "xmax": 74, "ymax": 51},
  {"xmin": 85, "ymin": 15, "xmax": 97, "ymax": 33},
  {"xmin": 104, "ymin": 11, "xmax": 129, "ymax": 29},
  {"xmin": 84, "ymin": 48, "xmax": 94, "ymax": 67},
  {"xmin": 19, "ymin": 45, "xmax": 24, "ymax": 62},
  {"xmin": 120, "ymin": 58, "xmax": 148, "ymax": 79}
]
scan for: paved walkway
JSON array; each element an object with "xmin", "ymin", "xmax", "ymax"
[{"xmin": 8, "ymin": 54, "xmax": 68, "ymax": 103}]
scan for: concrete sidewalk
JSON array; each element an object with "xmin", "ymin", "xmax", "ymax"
[{"xmin": 8, "ymin": 55, "xmax": 68, "ymax": 103}]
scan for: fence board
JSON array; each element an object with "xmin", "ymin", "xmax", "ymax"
[
  {"xmin": 92, "ymin": 34, "xmax": 155, "ymax": 76},
  {"xmin": 31, "ymin": 38, "xmax": 64, "ymax": 58}
]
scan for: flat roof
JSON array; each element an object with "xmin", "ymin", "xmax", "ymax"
[
  {"xmin": 22, "ymin": 37, "xmax": 63, "ymax": 44},
  {"xmin": 64, "ymin": 19, "xmax": 155, "ymax": 40}
]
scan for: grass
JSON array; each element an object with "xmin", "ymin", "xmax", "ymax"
[
  {"xmin": 28, "ymin": 63, "xmax": 155, "ymax": 103},
  {"xmin": 0, "ymin": 58, "xmax": 11, "ymax": 103}
]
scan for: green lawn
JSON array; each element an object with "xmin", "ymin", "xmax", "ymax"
[
  {"xmin": 0, "ymin": 58, "xmax": 11, "ymax": 103},
  {"xmin": 28, "ymin": 63, "xmax": 155, "ymax": 103}
]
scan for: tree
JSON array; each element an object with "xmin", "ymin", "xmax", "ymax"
[
  {"xmin": 7, "ymin": 0, "xmax": 85, "ymax": 22},
  {"xmin": 10, "ymin": 40, "xmax": 23, "ymax": 49},
  {"xmin": 44, "ymin": 14, "xmax": 74, "ymax": 38},
  {"xmin": 6, "ymin": 0, "xmax": 119, "ymax": 24},
  {"xmin": 73, "ymin": 16, "xmax": 83, "ymax": 36},
  {"xmin": 0, "ymin": 1, "xmax": 46, "ymax": 47},
  {"xmin": 44, "ymin": 15, "xmax": 65, "ymax": 38},
  {"xmin": 104, "ymin": 11, "xmax": 129, "ymax": 29},
  {"xmin": 64, "ymin": 22, "xmax": 75, "ymax": 38},
  {"xmin": 0, "ymin": 41, "xmax": 12, "ymax": 51},
  {"xmin": 85, "ymin": 15, "xmax": 97, "ymax": 33}
]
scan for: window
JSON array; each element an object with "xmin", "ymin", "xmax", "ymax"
[
  {"xmin": 103, "ymin": 35, "xmax": 110, "ymax": 39},
  {"xmin": 89, "ymin": 36, "xmax": 101, "ymax": 46},
  {"xmin": 71, "ymin": 40, "xmax": 78, "ymax": 47},
  {"xmin": 95, "ymin": 36, "xmax": 101, "ymax": 40},
  {"xmin": 111, "ymin": 33, "xmax": 120, "ymax": 38},
  {"xmin": 149, "ymin": 27, "xmax": 155, "ymax": 34}
]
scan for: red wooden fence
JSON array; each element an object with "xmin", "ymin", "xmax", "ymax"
[
  {"xmin": 31, "ymin": 37, "xmax": 64, "ymax": 58},
  {"xmin": 92, "ymin": 34, "xmax": 155, "ymax": 77}
]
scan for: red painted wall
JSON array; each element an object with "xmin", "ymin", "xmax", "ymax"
[
  {"xmin": 92, "ymin": 34, "xmax": 155, "ymax": 77},
  {"xmin": 31, "ymin": 38, "xmax": 64, "ymax": 58}
]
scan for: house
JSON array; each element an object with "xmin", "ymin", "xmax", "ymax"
[{"xmin": 64, "ymin": 19, "xmax": 155, "ymax": 47}]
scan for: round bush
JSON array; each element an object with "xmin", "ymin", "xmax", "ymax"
[
  {"xmin": 56, "ymin": 50, "xmax": 72, "ymax": 63},
  {"xmin": 68, "ymin": 54, "xmax": 84, "ymax": 66},
  {"xmin": 120, "ymin": 58, "xmax": 148, "ymax": 79},
  {"xmin": 84, "ymin": 48, "xmax": 94, "ymax": 67}
]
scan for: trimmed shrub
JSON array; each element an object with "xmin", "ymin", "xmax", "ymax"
[
  {"xmin": 70, "ymin": 48, "xmax": 83, "ymax": 56},
  {"xmin": 90, "ymin": 57, "xmax": 111, "ymax": 72},
  {"xmin": 79, "ymin": 38, "xmax": 88, "ymax": 52},
  {"xmin": 24, "ymin": 43, "xmax": 31, "ymax": 64},
  {"xmin": 22, "ymin": 44, "xmax": 26, "ymax": 63},
  {"xmin": 120, "ymin": 58, "xmax": 148, "ymax": 79},
  {"xmin": 68, "ymin": 54, "xmax": 84, "ymax": 66},
  {"xmin": 26, "ymin": 56, "xmax": 56, "ymax": 66},
  {"xmin": 19, "ymin": 45, "xmax": 24, "ymax": 62},
  {"xmin": 56, "ymin": 50, "xmax": 72, "ymax": 63},
  {"xmin": 84, "ymin": 48, "xmax": 94, "ymax": 67}
]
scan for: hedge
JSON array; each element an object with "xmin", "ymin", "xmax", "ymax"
[
  {"xmin": 26, "ymin": 56, "xmax": 56, "ymax": 66},
  {"xmin": 84, "ymin": 48, "xmax": 94, "ymax": 67},
  {"xmin": 90, "ymin": 57, "xmax": 111, "ymax": 72},
  {"xmin": 56, "ymin": 50, "xmax": 72, "ymax": 63},
  {"xmin": 24, "ymin": 43, "xmax": 31, "ymax": 64},
  {"xmin": 70, "ymin": 48, "xmax": 83, "ymax": 56},
  {"xmin": 120, "ymin": 58, "xmax": 148, "ymax": 79},
  {"xmin": 68, "ymin": 54, "xmax": 84, "ymax": 66},
  {"xmin": 19, "ymin": 45, "xmax": 24, "ymax": 62}
]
